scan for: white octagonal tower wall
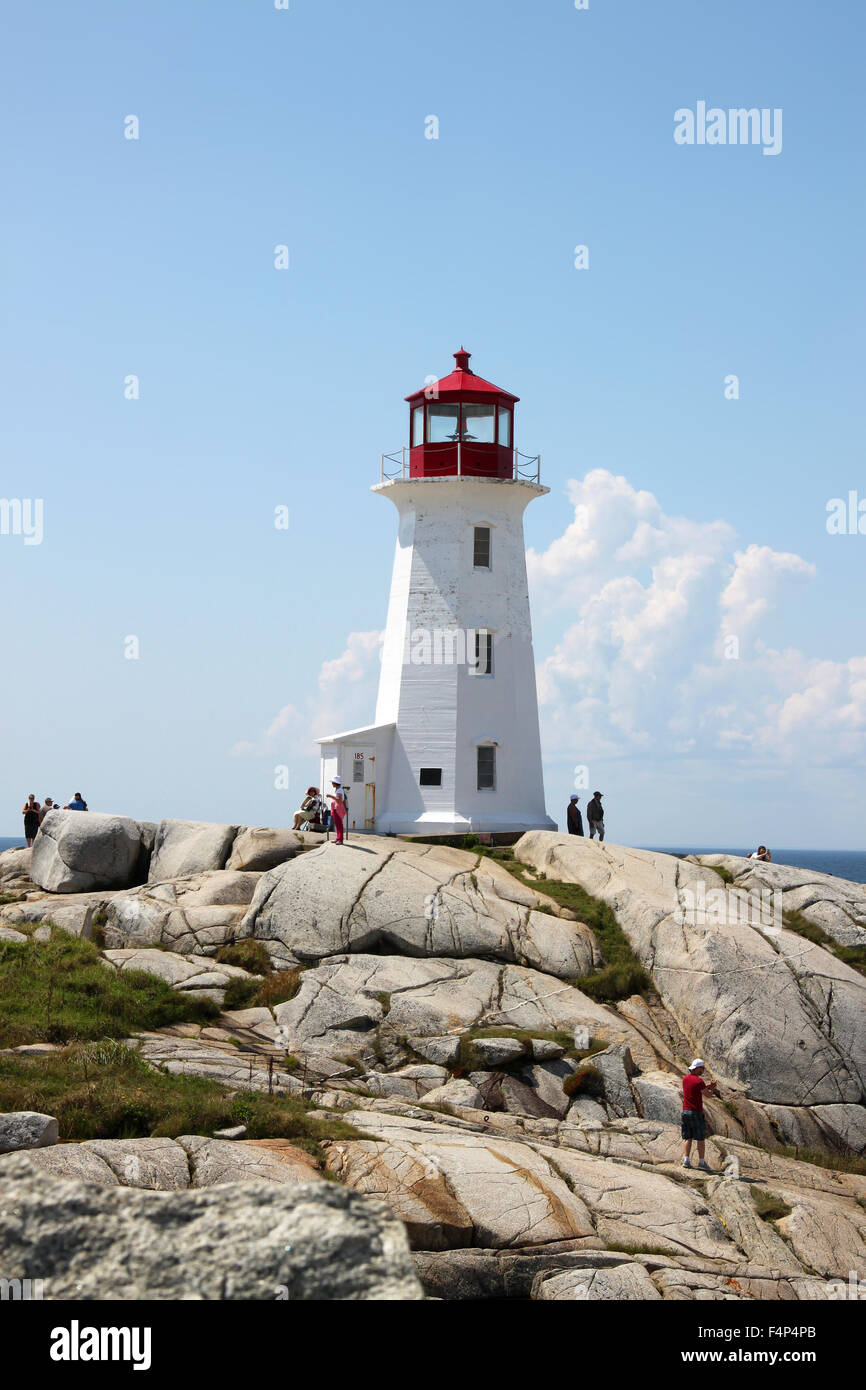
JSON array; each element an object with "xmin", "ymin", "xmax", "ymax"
[{"xmin": 372, "ymin": 475, "xmax": 555, "ymax": 835}]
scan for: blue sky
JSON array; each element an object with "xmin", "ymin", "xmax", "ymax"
[{"xmin": 2, "ymin": 0, "xmax": 864, "ymax": 846}]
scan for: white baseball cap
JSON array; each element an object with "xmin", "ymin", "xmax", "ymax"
[
  {"xmin": 688, "ymin": 1059, "xmax": 705, "ymax": 1071},
  {"xmin": 332, "ymin": 778, "xmax": 342, "ymax": 785}
]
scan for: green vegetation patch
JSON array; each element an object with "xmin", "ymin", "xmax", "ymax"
[
  {"xmin": 0, "ymin": 1041, "xmax": 362, "ymax": 1158},
  {"xmin": 0, "ymin": 930, "xmax": 218, "ymax": 1048},
  {"xmin": 453, "ymin": 1025, "xmax": 606, "ymax": 1074},
  {"xmin": 215, "ymin": 940, "xmax": 273, "ymax": 976},
  {"xmin": 782, "ymin": 910, "xmax": 866, "ymax": 980},
  {"xmin": 750, "ymin": 1186, "xmax": 793, "ymax": 1222},
  {"xmin": 476, "ymin": 847, "xmax": 651, "ymax": 1001},
  {"xmin": 562, "ymin": 1064, "xmax": 606, "ymax": 1099},
  {"xmin": 775, "ymin": 1145, "xmax": 866, "ymax": 1176}
]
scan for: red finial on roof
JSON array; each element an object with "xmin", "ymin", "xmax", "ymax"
[{"xmin": 454, "ymin": 347, "xmax": 471, "ymax": 371}]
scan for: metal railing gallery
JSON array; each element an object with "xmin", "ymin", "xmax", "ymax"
[{"xmin": 379, "ymin": 445, "xmax": 542, "ymax": 484}]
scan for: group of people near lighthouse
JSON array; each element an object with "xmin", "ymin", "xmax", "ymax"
[
  {"xmin": 566, "ymin": 791, "xmax": 605, "ymax": 839},
  {"xmin": 291, "ymin": 780, "xmax": 349, "ymax": 843}
]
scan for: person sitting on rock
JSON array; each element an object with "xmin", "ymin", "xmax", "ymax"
[
  {"xmin": 566, "ymin": 794, "xmax": 583, "ymax": 836},
  {"xmin": 292, "ymin": 787, "xmax": 321, "ymax": 831},
  {"xmin": 65, "ymin": 792, "xmax": 88, "ymax": 811},
  {"xmin": 749, "ymin": 845, "xmax": 772, "ymax": 861},
  {"xmin": 681, "ymin": 1059, "xmax": 717, "ymax": 1171}
]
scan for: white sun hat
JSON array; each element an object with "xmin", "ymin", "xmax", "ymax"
[{"xmin": 688, "ymin": 1059, "xmax": 705, "ymax": 1071}]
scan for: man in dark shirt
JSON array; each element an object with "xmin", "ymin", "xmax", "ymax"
[
  {"xmin": 587, "ymin": 791, "xmax": 605, "ymax": 840},
  {"xmin": 566, "ymin": 795, "xmax": 583, "ymax": 836},
  {"xmin": 681, "ymin": 1059, "xmax": 717, "ymax": 1171}
]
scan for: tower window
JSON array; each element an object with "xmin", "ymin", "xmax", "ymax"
[
  {"xmin": 412, "ymin": 406, "xmax": 424, "ymax": 446},
  {"xmin": 473, "ymin": 629, "xmax": 493, "ymax": 675},
  {"xmin": 419, "ymin": 767, "xmax": 442, "ymax": 786},
  {"xmin": 473, "ymin": 526, "xmax": 491, "ymax": 568},
  {"xmin": 477, "ymin": 745, "xmax": 496, "ymax": 791}
]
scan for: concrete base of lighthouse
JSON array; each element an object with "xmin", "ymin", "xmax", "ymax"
[{"xmin": 317, "ymin": 474, "xmax": 556, "ymax": 838}]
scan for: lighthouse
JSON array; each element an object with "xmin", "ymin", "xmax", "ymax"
[{"xmin": 317, "ymin": 350, "xmax": 556, "ymax": 837}]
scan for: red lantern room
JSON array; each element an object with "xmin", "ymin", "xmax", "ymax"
[{"xmin": 404, "ymin": 349, "xmax": 519, "ymax": 479}]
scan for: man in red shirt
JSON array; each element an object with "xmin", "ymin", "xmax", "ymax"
[{"xmin": 681, "ymin": 1059, "xmax": 717, "ymax": 1171}]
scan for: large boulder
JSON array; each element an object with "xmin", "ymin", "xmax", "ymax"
[
  {"xmin": 324, "ymin": 1110, "xmax": 600, "ymax": 1251},
  {"xmin": 226, "ymin": 826, "xmax": 306, "ymax": 872},
  {"xmin": 103, "ymin": 870, "xmax": 261, "ymax": 951},
  {"xmin": 0, "ymin": 1112, "xmax": 58, "ymax": 1154},
  {"xmin": 30, "ymin": 810, "xmax": 147, "ymax": 893},
  {"xmin": 147, "ymin": 819, "xmax": 239, "ymax": 882},
  {"xmin": 514, "ymin": 834, "xmax": 866, "ymax": 1112},
  {"xmin": 693, "ymin": 855, "xmax": 866, "ymax": 950},
  {"xmin": 102, "ymin": 947, "xmax": 259, "ymax": 1007},
  {"xmin": 0, "ymin": 889, "xmax": 122, "ymax": 939},
  {"xmin": 0, "ymin": 847, "xmax": 32, "ymax": 894},
  {"xmin": 242, "ymin": 838, "xmax": 600, "ymax": 979},
  {"xmin": 533, "ymin": 1262, "xmax": 662, "ymax": 1301},
  {"xmin": 0, "ymin": 1154, "xmax": 423, "ymax": 1300},
  {"xmin": 271, "ymin": 953, "xmax": 651, "ymax": 1072}
]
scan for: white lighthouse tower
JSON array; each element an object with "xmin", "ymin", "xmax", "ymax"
[{"xmin": 317, "ymin": 350, "xmax": 555, "ymax": 837}]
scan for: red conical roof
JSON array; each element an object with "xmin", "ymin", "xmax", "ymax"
[{"xmin": 405, "ymin": 349, "xmax": 519, "ymax": 404}]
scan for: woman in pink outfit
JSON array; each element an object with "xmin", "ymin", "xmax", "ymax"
[{"xmin": 328, "ymin": 779, "xmax": 347, "ymax": 844}]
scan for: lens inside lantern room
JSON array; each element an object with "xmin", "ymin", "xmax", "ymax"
[{"xmin": 426, "ymin": 402, "xmax": 498, "ymax": 442}]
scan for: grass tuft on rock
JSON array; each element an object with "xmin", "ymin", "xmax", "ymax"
[
  {"xmin": 215, "ymin": 944, "xmax": 305, "ymax": 1009},
  {"xmin": 775, "ymin": 1145, "xmax": 866, "ymax": 1176},
  {"xmin": 0, "ymin": 929, "xmax": 219, "ymax": 1048},
  {"xmin": 782, "ymin": 909, "xmax": 866, "ymax": 979},
  {"xmin": 254, "ymin": 968, "xmax": 304, "ymax": 1008},
  {"xmin": 0, "ymin": 1041, "xmax": 363, "ymax": 1158},
  {"xmin": 750, "ymin": 1186, "xmax": 793, "ymax": 1222},
  {"xmin": 562, "ymin": 1064, "xmax": 606, "ymax": 1099},
  {"xmin": 475, "ymin": 846, "xmax": 651, "ymax": 1001},
  {"xmin": 215, "ymin": 940, "xmax": 273, "ymax": 976},
  {"xmin": 454, "ymin": 1025, "xmax": 605, "ymax": 1073}
]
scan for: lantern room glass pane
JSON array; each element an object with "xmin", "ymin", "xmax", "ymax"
[
  {"xmin": 461, "ymin": 403, "xmax": 495, "ymax": 443},
  {"xmin": 412, "ymin": 406, "xmax": 424, "ymax": 446},
  {"xmin": 498, "ymin": 408, "xmax": 512, "ymax": 448},
  {"xmin": 427, "ymin": 403, "xmax": 461, "ymax": 442}
]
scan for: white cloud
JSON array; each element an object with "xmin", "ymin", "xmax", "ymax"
[
  {"xmin": 232, "ymin": 472, "xmax": 865, "ymax": 786},
  {"xmin": 230, "ymin": 631, "xmax": 382, "ymax": 759},
  {"xmin": 533, "ymin": 471, "xmax": 864, "ymax": 769}
]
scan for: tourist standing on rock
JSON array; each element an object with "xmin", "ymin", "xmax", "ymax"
[
  {"xmin": 21, "ymin": 794, "xmax": 41, "ymax": 847},
  {"xmin": 749, "ymin": 845, "xmax": 772, "ymax": 862},
  {"xmin": 39, "ymin": 797, "xmax": 55, "ymax": 824},
  {"xmin": 587, "ymin": 792, "xmax": 605, "ymax": 841},
  {"xmin": 327, "ymin": 779, "xmax": 347, "ymax": 845},
  {"xmin": 65, "ymin": 792, "xmax": 88, "ymax": 811},
  {"xmin": 681, "ymin": 1059, "xmax": 717, "ymax": 1171},
  {"xmin": 566, "ymin": 795, "xmax": 584, "ymax": 836}
]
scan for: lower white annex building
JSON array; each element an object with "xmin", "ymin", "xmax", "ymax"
[{"xmin": 317, "ymin": 350, "xmax": 556, "ymax": 837}]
